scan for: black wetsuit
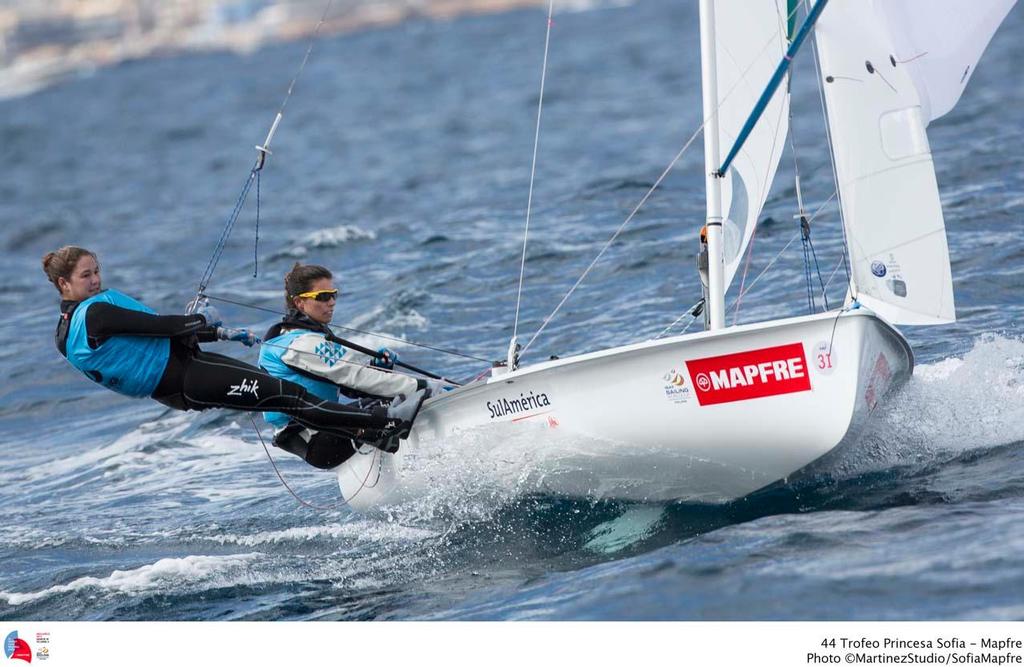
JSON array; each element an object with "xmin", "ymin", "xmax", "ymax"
[{"xmin": 55, "ymin": 300, "xmax": 396, "ymax": 439}]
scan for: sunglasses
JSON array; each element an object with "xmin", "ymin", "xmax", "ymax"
[{"xmin": 296, "ymin": 289, "xmax": 339, "ymax": 302}]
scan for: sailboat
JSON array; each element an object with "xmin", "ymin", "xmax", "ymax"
[{"xmin": 336, "ymin": 0, "xmax": 1017, "ymax": 511}]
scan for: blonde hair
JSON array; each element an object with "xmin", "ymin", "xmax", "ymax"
[{"xmin": 42, "ymin": 246, "xmax": 97, "ymax": 293}]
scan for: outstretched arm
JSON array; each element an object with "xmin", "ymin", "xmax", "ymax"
[{"xmin": 85, "ymin": 302, "xmax": 218, "ymax": 344}]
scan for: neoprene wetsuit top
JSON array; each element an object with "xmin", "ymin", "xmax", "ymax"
[{"xmin": 56, "ymin": 289, "xmax": 215, "ymax": 397}]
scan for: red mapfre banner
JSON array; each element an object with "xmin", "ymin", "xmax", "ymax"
[{"xmin": 685, "ymin": 342, "xmax": 812, "ymax": 406}]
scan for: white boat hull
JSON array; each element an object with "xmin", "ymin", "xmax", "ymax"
[{"xmin": 337, "ymin": 309, "xmax": 912, "ymax": 511}]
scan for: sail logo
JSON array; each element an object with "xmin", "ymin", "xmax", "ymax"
[
  {"xmin": 686, "ymin": 343, "xmax": 811, "ymax": 406},
  {"xmin": 487, "ymin": 391, "xmax": 552, "ymax": 419},
  {"xmin": 3, "ymin": 632, "xmax": 31, "ymax": 664}
]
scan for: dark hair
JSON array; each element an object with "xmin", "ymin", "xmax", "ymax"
[
  {"xmin": 284, "ymin": 263, "xmax": 332, "ymax": 310},
  {"xmin": 42, "ymin": 246, "xmax": 98, "ymax": 293}
]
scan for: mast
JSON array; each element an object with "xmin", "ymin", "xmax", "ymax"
[{"xmin": 698, "ymin": 0, "xmax": 726, "ymax": 330}]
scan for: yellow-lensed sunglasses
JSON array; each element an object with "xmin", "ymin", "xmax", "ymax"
[{"xmin": 295, "ymin": 289, "xmax": 339, "ymax": 302}]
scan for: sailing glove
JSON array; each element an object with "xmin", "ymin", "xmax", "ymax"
[
  {"xmin": 370, "ymin": 347, "xmax": 398, "ymax": 370},
  {"xmin": 194, "ymin": 301, "xmax": 223, "ymax": 328},
  {"xmin": 217, "ymin": 327, "xmax": 260, "ymax": 347}
]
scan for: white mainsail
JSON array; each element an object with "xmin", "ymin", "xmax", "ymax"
[{"xmin": 713, "ymin": 0, "xmax": 792, "ymax": 294}]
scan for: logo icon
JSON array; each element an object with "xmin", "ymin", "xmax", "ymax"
[
  {"xmin": 314, "ymin": 341, "xmax": 345, "ymax": 367},
  {"xmin": 227, "ymin": 378, "xmax": 260, "ymax": 398},
  {"xmin": 870, "ymin": 260, "xmax": 887, "ymax": 277},
  {"xmin": 661, "ymin": 369, "xmax": 692, "ymax": 404},
  {"xmin": 4, "ymin": 632, "xmax": 32, "ymax": 664}
]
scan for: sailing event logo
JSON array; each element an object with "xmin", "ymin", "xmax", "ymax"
[
  {"xmin": 3, "ymin": 632, "xmax": 31, "ymax": 664},
  {"xmin": 486, "ymin": 391, "xmax": 552, "ymax": 419},
  {"xmin": 685, "ymin": 343, "xmax": 812, "ymax": 406},
  {"xmin": 662, "ymin": 369, "xmax": 691, "ymax": 404}
]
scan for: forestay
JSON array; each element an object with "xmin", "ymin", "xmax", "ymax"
[{"xmin": 714, "ymin": 0, "xmax": 793, "ymax": 294}]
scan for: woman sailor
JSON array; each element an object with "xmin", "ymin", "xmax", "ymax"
[
  {"xmin": 44, "ymin": 246, "xmax": 421, "ymax": 460},
  {"xmin": 259, "ymin": 263, "xmax": 444, "ymax": 469}
]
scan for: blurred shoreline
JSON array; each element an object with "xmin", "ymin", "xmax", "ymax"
[{"xmin": 0, "ymin": 0, "xmax": 548, "ymax": 100}]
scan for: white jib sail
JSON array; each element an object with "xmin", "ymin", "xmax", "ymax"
[
  {"xmin": 814, "ymin": 0, "xmax": 958, "ymax": 325},
  {"xmin": 874, "ymin": 0, "xmax": 1018, "ymax": 123},
  {"xmin": 714, "ymin": 0, "xmax": 792, "ymax": 294}
]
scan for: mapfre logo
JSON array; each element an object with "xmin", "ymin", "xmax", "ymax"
[{"xmin": 685, "ymin": 343, "xmax": 811, "ymax": 406}]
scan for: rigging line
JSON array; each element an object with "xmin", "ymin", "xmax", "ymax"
[
  {"xmin": 190, "ymin": 0, "xmax": 337, "ymax": 306},
  {"xmin": 782, "ymin": 39, "xmax": 817, "ymax": 314},
  {"xmin": 805, "ymin": 0, "xmax": 853, "ymax": 296},
  {"xmin": 202, "ymin": 292, "xmax": 491, "ymax": 363},
  {"xmin": 251, "ymin": 416, "xmax": 343, "ymax": 511},
  {"xmin": 821, "ymin": 252, "xmax": 846, "ymax": 292},
  {"xmin": 513, "ymin": 0, "xmax": 557, "ymax": 343},
  {"xmin": 807, "ymin": 233, "xmax": 830, "ymax": 310},
  {"xmin": 521, "ymin": 8, "xmax": 803, "ymax": 357},
  {"xmin": 253, "ymin": 171, "xmax": 261, "ymax": 278},
  {"xmin": 520, "ymin": 131, "xmax": 699, "ymax": 356},
  {"xmin": 728, "ymin": 230, "xmax": 800, "ymax": 310},
  {"xmin": 653, "ymin": 299, "xmax": 705, "ymax": 340},
  {"xmin": 727, "ymin": 188, "xmax": 836, "ymax": 310},
  {"xmin": 802, "ymin": 237, "xmax": 815, "ymax": 313},
  {"xmin": 194, "ymin": 166, "xmax": 259, "ymax": 302}
]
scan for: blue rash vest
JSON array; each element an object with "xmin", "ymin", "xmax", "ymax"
[
  {"xmin": 64, "ymin": 289, "xmax": 170, "ymax": 398},
  {"xmin": 259, "ymin": 330, "xmax": 340, "ymax": 427}
]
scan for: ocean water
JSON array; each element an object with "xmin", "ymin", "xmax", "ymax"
[{"xmin": 1, "ymin": 0, "xmax": 1022, "ymax": 621}]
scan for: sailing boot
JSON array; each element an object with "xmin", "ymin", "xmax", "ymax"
[{"xmin": 367, "ymin": 388, "xmax": 428, "ymax": 453}]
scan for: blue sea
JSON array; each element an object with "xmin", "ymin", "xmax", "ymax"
[{"xmin": 1, "ymin": 0, "xmax": 1022, "ymax": 621}]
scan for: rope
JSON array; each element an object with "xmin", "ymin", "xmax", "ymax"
[
  {"xmin": 251, "ymin": 416, "xmax": 343, "ymax": 511},
  {"xmin": 653, "ymin": 299, "xmax": 705, "ymax": 339},
  {"xmin": 190, "ymin": 0, "xmax": 337, "ymax": 309},
  {"xmin": 203, "ymin": 292, "xmax": 491, "ymax": 364},
  {"xmin": 513, "ymin": 0, "xmax": 557, "ymax": 343},
  {"xmin": 253, "ymin": 171, "xmax": 261, "ymax": 278},
  {"xmin": 651, "ymin": 189, "xmax": 837, "ymax": 335},
  {"xmin": 726, "ymin": 190, "xmax": 836, "ymax": 312},
  {"xmin": 520, "ymin": 133, "xmax": 704, "ymax": 356},
  {"xmin": 807, "ymin": 230, "xmax": 830, "ymax": 310}
]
